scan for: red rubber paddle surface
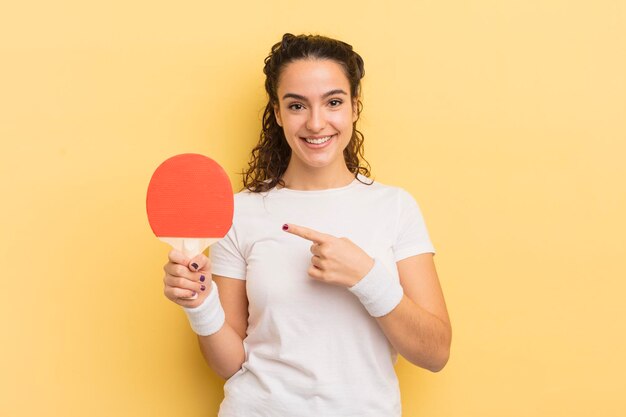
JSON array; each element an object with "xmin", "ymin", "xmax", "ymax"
[{"xmin": 146, "ymin": 153, "xmax": 234, "ymax": 239}]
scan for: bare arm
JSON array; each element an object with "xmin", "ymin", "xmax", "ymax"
[
  {"xmin": 163, "ymin": 250, "xmax": 249, "ymax": 380},
  {"xmin": 196, "ymin": 275, "xmax": 248, "ymax": 380},
  {"xmin": 282, "ymin": 224, "xmax": 451, "ymax": 372},
  {"xmin": 375, "ymin": 253, "xmax": 451, "ymax": 372}
]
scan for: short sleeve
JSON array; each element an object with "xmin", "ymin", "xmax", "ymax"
[
  {"xmin": 392, "ymin": 189, "xmax": 436, "ymax": 262},
  {"xmin": 209, "ymin": 224, "xmax": 247, "ymax": 280}
]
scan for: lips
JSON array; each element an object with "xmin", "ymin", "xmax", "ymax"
[
  {"xmin": 300, "ymin": 134, "xmax": 336, "ymax": 148},
  {"xmin": 304, "ymin": 135, "xmax": 332, "ymax": 143}
]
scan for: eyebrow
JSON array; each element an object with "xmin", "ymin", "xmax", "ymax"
[{"xmin": 281, "ymin": 89, "xmax": 348, "ymax": 101}]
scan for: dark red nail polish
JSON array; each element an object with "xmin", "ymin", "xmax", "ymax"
[
  {"xmin": 191, "ymin": 263, "xmax": 199, "ymax": 270},
  {"xmin": 200, "ymin": 275, "xmax": 205, "ymax": 282},
  {"xmin": 282, "ymin": 224, "xmax": 288, "ymax": 231},
  {"xmin": 201, "ymin": 285, "xmax": 206, "ymax": 291}
]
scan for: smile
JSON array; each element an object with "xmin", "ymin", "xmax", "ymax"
[{"xmin": 302, "ymin": 135, "xmax": 334, "ymax": 145}]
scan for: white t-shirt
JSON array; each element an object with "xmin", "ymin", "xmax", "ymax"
[{"xmin": 211, "ymin": 174, "xmax": 435, "ymax": 417}]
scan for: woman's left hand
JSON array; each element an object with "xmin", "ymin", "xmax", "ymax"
[{"xmin": 283, "ymin": 223, "xmax": 374, "ymax": 288}]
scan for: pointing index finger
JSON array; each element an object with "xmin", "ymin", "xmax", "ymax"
[{"xmin": 283, "ymin": 223, "xmax": 333, "ymax": 243}]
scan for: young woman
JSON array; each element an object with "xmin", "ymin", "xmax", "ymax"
[{"xmin": 163, "ymin": 33, "xmax": 451, "ymax": 416}]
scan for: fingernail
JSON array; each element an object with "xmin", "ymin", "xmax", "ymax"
[
  {"xmin": 191, "ymin": 263, "xmax": 199, "ymax": 270},
  {"xmin": 192, "ymin": 292, "xmax": 197, "ymax": 297},
  {"xmin": 200, "ymin": 275, "xmax": 205, "ymax": 282},
  {"xmin": 282, "ymin": 224, "xmax": 289, "ymax": 231},
  {"xmin": 201, "ymin": 285, "xmax": 206, "ymax": 291}
]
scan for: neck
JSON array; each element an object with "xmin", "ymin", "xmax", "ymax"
[{"xmin": 280, "ymin": 162, "xmax": 355, "ymax": 191}]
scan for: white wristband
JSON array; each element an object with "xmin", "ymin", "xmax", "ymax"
[
  {"xmin": 348, "ymin": 258, "xmax": 404, "ymax": 317},
  {"xmin": 183, "ymin": 281, "xmax": 225, "ymax": 336}
]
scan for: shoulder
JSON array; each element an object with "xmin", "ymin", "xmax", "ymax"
[
  {"xmin": 353, "ymin": 174, "xmax": 412, "ymax": 203},
  {"xmin": 229, "ymin": 188, "xmax": 276, "ymax": 222},
  {"xmin": 231, "ymin": 189, "xmax": 264, "ymax": 212},
  {"xmin": 233, "ymin": 187, "xmax": 270, "ymax": 202},
  {"xmin": 354, "ymin": 176, "xmax": 428, "ymax": 226}
]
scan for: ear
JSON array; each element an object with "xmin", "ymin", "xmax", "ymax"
[{"xmin": 273, "ymin": 104, "xmax": 282, "ymax": 127}]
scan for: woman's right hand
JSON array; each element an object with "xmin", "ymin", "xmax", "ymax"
[{"xmin": 163, "ymin": 249, "xmax": 212, "ymax": 309}]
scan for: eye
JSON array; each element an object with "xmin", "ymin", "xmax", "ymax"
[
  {"xmin": 288, "ymin": 103, "xmax": 304, "ymax": 111},
  {"xmin": 328, "ymin": 99, "xmax": 343, "ymax": 107}
]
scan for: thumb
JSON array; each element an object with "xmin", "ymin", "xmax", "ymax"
[
  {"xmin": 188, "ymin": 253, "xmax": 210, "ymax": 273},
  {"xmin": 168, "ymin": 249, "xmax": 190, "ymax": 267}
]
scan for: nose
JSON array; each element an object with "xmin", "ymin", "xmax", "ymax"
[{"xmin": 306, "ymin": 107, "xmax": 325, "ymax": 132}]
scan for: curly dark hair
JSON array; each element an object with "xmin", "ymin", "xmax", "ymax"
[{"xmin": 240, "ymin": 33, "xmax": 372, "ymax": 192}]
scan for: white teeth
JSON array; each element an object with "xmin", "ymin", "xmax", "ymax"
[{"xmin": 304, "ymin": 135, "xmax": 333, "ymax": 144}]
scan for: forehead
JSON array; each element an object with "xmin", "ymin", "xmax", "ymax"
[{"xmin": 277, "ymin": 59, "xmax": 350, "ymax": 97}]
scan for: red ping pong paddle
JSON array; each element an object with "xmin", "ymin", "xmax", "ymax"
[{"xmin": 146, "ymin": 153, "xmax": 234, "ymax": 260}]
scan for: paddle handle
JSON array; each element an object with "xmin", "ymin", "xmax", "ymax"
[
  {"xmin": 159, "ymin": 237, "xmax": 220, "ymax": 300},
  {"xmin": 159, "ymin": 237, "xmax": 219, "ymax": 258}
]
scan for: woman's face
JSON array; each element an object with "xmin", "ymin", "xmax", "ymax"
[{"xmin": 274, "ymin": 59, "xmax": 357, "ymax": 171}]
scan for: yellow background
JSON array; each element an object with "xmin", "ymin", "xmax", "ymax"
[{"xmin": 1, "ymin": 1, "xmax": 625, "ymax": 416}]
